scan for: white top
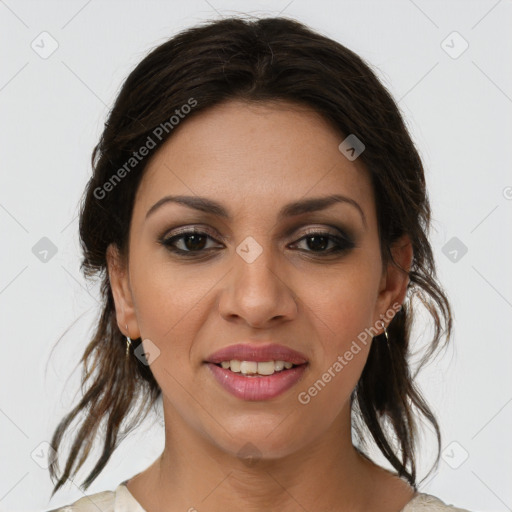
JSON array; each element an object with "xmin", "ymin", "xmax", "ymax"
[{"xmin": 45, "ymin": 483, "xmax": 472, "ymax": 512}]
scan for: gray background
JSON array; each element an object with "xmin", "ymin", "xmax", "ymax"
[{"xmin": 1, "ymin": 1, "xmax": 511, "ymax": 511}]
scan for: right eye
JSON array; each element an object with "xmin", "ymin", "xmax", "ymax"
[{"xmin": 159, "ymin": 229, "xmax": 223, "ymax": 256}]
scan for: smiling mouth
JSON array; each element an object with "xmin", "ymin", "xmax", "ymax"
[{"xmin": 213, "ymin": 360, "xmax": 303, "ymax": 376}]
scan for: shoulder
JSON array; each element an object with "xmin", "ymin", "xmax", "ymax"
[
  {"xmin": 402, "ymin": 492, "xmax": 473, "ymax": 512},
  {"xmin": 43, "ymin": 483, "xmax": 146, "ymax": 512},
  {"xmin": 44, "ymin": 488, "xmax": 117, "ymax": 512}
]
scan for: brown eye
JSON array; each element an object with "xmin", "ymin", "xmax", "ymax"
[
  {"xmin": 160, "ymin": 229, "xmax": 222, "ymax": 255},
  {"xmin": 302, "ymin": 234, "xmax": 331, "ymax": 252},
  {"xmin": 179, "ymin": 233, "xmax": 208, "ymax": 251},
  {"xmin": 291, "ymin": 231, "xmax": 355, "ymax": 255}
]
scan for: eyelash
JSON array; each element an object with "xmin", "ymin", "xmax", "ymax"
[{"xmin": 158, "ymin": 227, "xmax": 355, "ymax": 258}]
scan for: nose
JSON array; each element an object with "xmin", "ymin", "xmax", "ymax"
[{"xmin": 218, "ymin": 246, "xmax": 298, "ymax": 329}]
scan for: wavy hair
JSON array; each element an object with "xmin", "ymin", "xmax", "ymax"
[{"xmin": 48, "ymin": 16, "xmax": 452, "ymax": 495}]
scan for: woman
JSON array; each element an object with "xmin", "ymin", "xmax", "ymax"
[{"xmin": 46, "ymin": 16, "xmax": 471, "ymax": 512}]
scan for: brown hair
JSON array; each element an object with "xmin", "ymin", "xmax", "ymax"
[{"xmin": 48, "ymin": 16, "xmax": 452, "ymax": 495}]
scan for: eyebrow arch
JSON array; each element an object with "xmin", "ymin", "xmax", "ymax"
[{"xmin": 145, "ymin": 193, "xmax": 366, "ymax": 228}]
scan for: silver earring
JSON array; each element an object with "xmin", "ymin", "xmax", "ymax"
[
  {"xmin": 125, "ymin": 324, "xmax": 132, "ymax": 360},
  {"xmin": 383, "ymin": 325, "xmax": 390, "ymax": 346}
]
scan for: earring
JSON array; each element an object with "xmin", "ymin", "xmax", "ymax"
[
  {"xmin": 125, "ymin": 324, "xmax": 132, "ymax": 360},
  {"xmin": 383, "ymin": 325, "xmax": 390, "ymax": 346}
]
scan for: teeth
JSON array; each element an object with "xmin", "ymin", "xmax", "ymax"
[
  {"xmin": 274, "ymin": 360, "xmax": 284, "ymax": 371},
  {"xmin": 255, "ymin": 361, "xmax": 275, "ymax": 375},
  {"xmin": 218, "ymin": 360, "xmax": 297, "ymax": 375},
  {"xmin": 240, "ymin": 361, "xmax": 258, "ymax": 374},
  {"xmin": 230, "ymin": 360, "xmax": 241, "ymax": 373}
]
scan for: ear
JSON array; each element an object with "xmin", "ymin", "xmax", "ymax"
[
  {"xmin": 373, "ymin": 234, "xmax": 413, "ymax": 334},
  {"xmin": 106, "ymin": 243, "xmax": 140, "ymax": 339}
]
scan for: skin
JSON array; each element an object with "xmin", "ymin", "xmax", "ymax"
[{"xmin": 107, "ymin": 99, "xmax": 416, "ymax": 512}]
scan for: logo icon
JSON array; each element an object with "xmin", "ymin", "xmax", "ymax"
[
  {"xmin": 442, "ymin": 236, "xmax": 468, "ymax": 263},
  {"xmin": 32, "ymin": 237, "xmax": 58, "ymax": 263},
  {"xmin": 338, "ymin": 134, "xmax": 365, "ymax": 161},
  {"xmin": 441, "ymin": 31, "xmax": 469, "ymax": 59},
  {"xmin": 31, "ymin": 32, "xmax": 59, "ymax": 59},
  {"xmin": 31, "ymin": 441, "xmax": 57, "ymax": 469},
  {"xmin": 134, "ymin": 338, "xmax": 161, "ymax": 365},
  {"xmin": 236, "ymin": 236, "xmax": 263, "ymax": 264},
  {"xmin": 441, "ymin": 441, "xmax": 469, "ymax": 469}
]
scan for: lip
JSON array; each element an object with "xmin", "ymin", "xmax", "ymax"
[
  {"xmin": 206, "ymin": 362, "xmax": 308, "ymax": 401},
  {"xmin": 205, "ymin": 343, "xmax": 308, "ymax": 365}
]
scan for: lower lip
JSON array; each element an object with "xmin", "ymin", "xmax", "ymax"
[{"xmin": 205, "ymin": 363, "xmax": 308, "ymax": 401}]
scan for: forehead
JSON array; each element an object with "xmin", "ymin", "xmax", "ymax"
[{"xmin": 134, "ymin": 99, "xmax": 375, "ymax": 225}]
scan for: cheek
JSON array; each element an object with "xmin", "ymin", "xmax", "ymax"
[
  {"xmin": 300, "ymin": 267, "xmax": 379, "ymax": 356},
  {"xmin": 295, "ymin": 263, "xmax": 379, "ymax": 410},
  {"xmin": 295, "ymin": 290, "xmax": 374, "ymax": 429},
  {"xmin": 129, "ymin": 254, "xmax": 215, "ymax": 364}
]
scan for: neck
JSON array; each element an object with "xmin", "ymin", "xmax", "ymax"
[{"xmin": 130, "ymin": 400, "xmax": 386, "ymax": 512}]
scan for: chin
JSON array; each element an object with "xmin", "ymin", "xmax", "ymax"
[{"xmin": 207, "ymin": 413, "xmax": 315, "ymax": 463}]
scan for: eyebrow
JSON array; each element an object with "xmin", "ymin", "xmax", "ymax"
[{"xmin": 145, "ymin": 193, "xmax": 367, "ymax": 228}]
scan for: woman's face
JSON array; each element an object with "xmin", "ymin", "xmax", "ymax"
[{"xmin": 108, "ymin": 99, "xmax": 411, "ymax": 461}]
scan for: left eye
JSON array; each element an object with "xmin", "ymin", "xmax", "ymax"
[{"xmin": 292, "ymin": 233, "xmax": 350, "ymax": 253}]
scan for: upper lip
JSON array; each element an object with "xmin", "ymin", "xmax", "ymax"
[{"xmin": 205, "ymin": 343, "xmax": 308, "ymax": 365}]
